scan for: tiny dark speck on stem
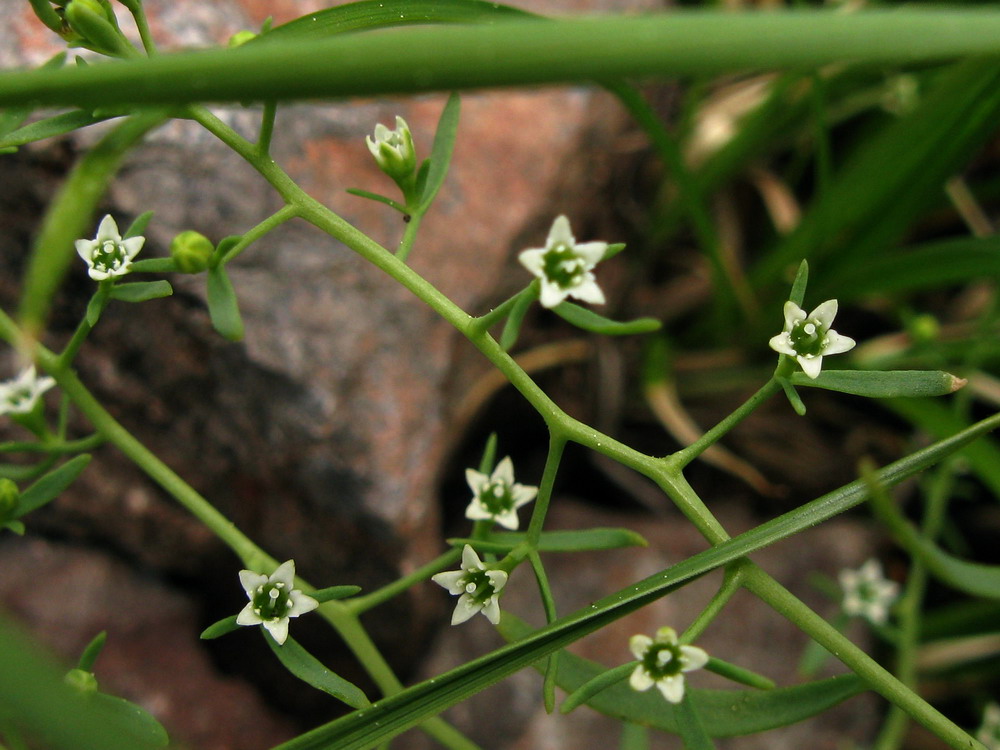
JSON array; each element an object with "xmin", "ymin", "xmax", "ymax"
[{"xmin": 403, "ymin": 214, "xmax": 412, "ymax": 223}]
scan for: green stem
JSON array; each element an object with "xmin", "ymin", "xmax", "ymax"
[
  {"xmin": 743, "ymin": 564, "xmax": 983, "ymax": 750},
  {"xmin": 258, "ymin": 101, "xmax": 277, "ymax": 157},
  {"xmin": 57, "ymin": 283, "xmax": 112, "ymax": 370},
  {"xmin": 217, "ymin": 204, "xmax": 300, "ymax": 266},
  {"xmin": 0, "ymin": 434, "xmax": 103, "ymax": 455},
  {"xmin": 525, "ymin": 434, "xmax": 567, "ymax": 546},
  {"xmin": 670, "ymin": 377, "xmax": 782, "ymax": 471},
  {"xmin": 469, "ymin": 288, "xmax": 528, "ymax": 337},
  {"xmin": 345, "ymin": 547, "xmax": 462, "ymax": 615},
  {"xmin": 396, "ymin": 210, "xmax": 423, "ymax": 261},
  {"xmin": 529, "ymin": 550, "xmax": 560, "ymax": 712},
  {"xmin": 682, "ymin": 561, "xmax": 746, "ymax": 642}
]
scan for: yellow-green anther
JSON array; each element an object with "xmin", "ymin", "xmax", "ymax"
[{"xmin": 170, "ymin": 231, "xmax": 214, "ymax": 274}]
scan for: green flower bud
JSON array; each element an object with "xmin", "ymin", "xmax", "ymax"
[
  {"xmin": 64, "ymin": 668, "xmax": 99, "ymax": 694},
  {"xmin": 228, "ymin": 30, "xmax": 258, "ymax": 47},
  {"xmin": 64, "ymin": 0, "xmax": 132, "ymax": 57},
  {"xmin": 909, "ymin": 313, "xmax": 940, "ymax": 344},
  {"xmin": 366, "ymin": 117, "xmax": 417, "ymax": 185},
  {"xmin": 0, "ymin": 479, "xmax": 19, "ymax": 521},
  {"xmin": 170, "ymin": 231, "xmax": 214, "ymax": 274}
]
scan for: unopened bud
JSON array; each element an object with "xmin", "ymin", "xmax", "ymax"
[
  {"xmin": 170, "ymin": 231, "xmax": 213, "ymax": 273},
  {"xmin": 228, "ymin": 30, "xmax": 258, "ymax": 47},
  {"xmin": 64, "ymin": 668, "xmax": 99, "ymax": 694}
]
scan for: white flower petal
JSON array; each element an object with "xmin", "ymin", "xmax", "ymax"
[
  {"xmin": 263, "ymin": 617, "xmax": 290, "ymax": 645},
  {"xmin": 121, "ymin": 236, "xmax": 145, "ymax": 260},
  {"xmin": 546, "ymin": 215, "xmax": 575, "ymax": 248},
  {"xmin": 539, "ymin": 281, "xmax": 569, "ymax": 309},
  {"xmin": 654, "ymin": 627, "xmax": 679, "ymax": 645},
  {"xmin": 465, "ymin": 468, "xmax": 488, "ymax": 496},
  {"xmin": 461, "ymin": 544, "xmax": 483, "ymax": 571},
  {"xmin": 680, "ymin": 645, "xmax": 709, "ymax": 672},
  {"xmin": 238, "ymin": 569, "xmax": 268, "ymax": 595},
  {"xmin": 782, "ymin": 301, "xmax": 807, "ymax": 331},
  {"xmin": 518, "ymin": 247, "xmax": 546, "ymax": 276},
  {"xmin": 75, "ymin": 239, "xmax": 96, "ymax": 262},
  {"xmin": 810, "ymin": 299, "xmax": 838, "ymax": 331},
  {"xmin": 822, "ymin": 331, "xmax": 856, "ymax": 356},
  {"xmin": 95, "ymin": 215, "xmax": 121, "ymax": 244},
  {"xmin": 451, "ymin": 594, "xmax": 482, "ymax": 625},
  {"xmin": 486, "ymin": 569, "xmax": 508, "ymax": 593},
  {"xmin": 236, "ymin": 603, "xmax": 263, "ymax": 626},
  {"xmin": 768, "ymin": 332, "xmax": 797, "ymax": 356},
  {"xmin": 493, "ymin": 509, "xmax": 520, "ymax": 530},
  {"xmin": 464, "ymin": 500, "xmax": 495, "ymax": 522},
  {"xmin": 798, "ymin": 354, "xmax": 823, "ymax": 379},
  {"xmin": 656, "ymin": 674, "xmax": 686, "ymax": 704},
  {"xmin": 629, "ymin": 665, "xmax": 654, "ymax": 691},
  {"xmin": 287, "ymin": 591, "xmax": 319, "ymax": 617},
  {"xmin": 269, "ymin": 560, "xmax": 296, "ymax": 587},
  {"xmin": 431, "ymin": 570, "xmax": 466, "ymax": 595},
  {"xmin": 481, "ymin": 596, "xmax": 502, "ymax": 624},
  {"xmin": 572, "ymin": 241, "xmax": 608, "ymax": 266},
  {"xmin": 492, "ymin": 456, "xmax": 515, "ymax": 486},
  {"xmin": 510, "ymin": 484, "xmax": 538, "ymax": 507},
  {"xmin": 629, "ymin": 634, "xmax": 653, "ymax": 660},
  {"xmin": 568, "ymin": 277, "xmax": 606, "ymax": 306}
]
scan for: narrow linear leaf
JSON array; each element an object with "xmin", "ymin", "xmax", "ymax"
[
  {"xmin": 602, "ymin": 242, "xmax": 626, "ymax": 262},
  {"xmin": 0, "ymin": 111, "xmax": 114, "ymax": 149},
  {"xmin": 311, "ymin": 585, "xmax": 362, "ymax": 603},
  {"xmin": 77, "ymin": 632, "xmax": 107, "ymax": 672},
  {"xmin": 129, "ymin": 258, "xmax": 178, "ymax": 274},
  {"xmin": 266, "ymin": 635, "xmax": 370, "ymax": 710},
  {"xmin": 778, "ymin": 376, "xmax": 807, "ymax": 415},
  {"xmin": 273, "ymin": 413, "xmax": 998, "ymax": 750},
  {"xmin": 124, "ymin": 210, "xmax": 154, "ymax": 240},
  {"xmin": 108, "ymin": 280, "xmax": 173, "ymax": 303},
  {"xmin": 89, "ymin": 693, "xmax": 169, "ymax": 748},
  {"xmin": 499, "ymin": 287, "xmax": 535, "ymax": 351},
  {"xmin": 15, "ymin": 454, "xmax": 91, "ymax": 518},
  {"xmin": 704, "ymin": 657, "xmax": 775, "ymax": 690},
  {"xmin": 553, "ymin": 302, "xmax": 661, "ymax": 336},
  {"xmin": 206, "ymin": 265, "xmax": 244, "ymax": 341},
  {"xmin": 561, "ymin": 662, "xmax": 634, "ymax": 713},
  {"xmin": 791, "ymin": 370, "xmax": 964, "ymax": 399},
  {"xmin": 200, "ymin": 615, "xmax": 240, "ymax": 640},
  {"xmin": 418, "ymin": 92, "xmax": 461, "ymax": 211},
  {"xmin": 869, "ymin": 486, "xmax": 1000, "ymax": 599},
  {"xmin": 345, "ymin": 188, "xmax": 408, "ymax": 213},
  {"xmin": 789, "ymin": 260, "xmax": 809, "ymax": 308},
  {"xmin": 448, "ymin": 527, "xmax": 648, "ymax": 554}
]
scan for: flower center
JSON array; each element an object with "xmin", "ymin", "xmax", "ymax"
[
  {"xmin": 461, "ymin": 569, "xmax": 497, "ymax": 604},
  {"xmin": 251, "ymin": 582, "xmax": 291, "ymax": 621},
  {"xmin": 478, "ymin": 480, "xmax": 514, "ymax": 515},
  {"xmin": 788, "ymin": 319, "xmax": 824, "ymax": 357},
  {"xmin": 92, "ymin": 240, "xmax": 127, "ymax": 273},
  {"xmin": 542, "ymin": 244, "xmax": 587, "ymax": 290},
  {"xmin": 6, "ymin": 385, "xmax": 34, "ymax": 410},
  {"xmin": 641, "ymin": 642, "xmax": 683, "ymax": 680}
]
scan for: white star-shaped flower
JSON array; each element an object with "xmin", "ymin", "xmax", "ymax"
[
  {"xmin": 768, "ymin": 299, "xmax": 855, "ymax": 379},
  {"xmin": 75, "ymin": 215, "xmax": 145, "ymax": 281},
  {"xmin": 464, "ymin": 456, "xmax": 538, "ymax": 530},
  {"xmin": 431, "ymin": 545, "xmax": 508, "ymax": 625},
  {"xmin": 0, "ymin": 366, "xmax": 55, "ymax": 416},
  {"xmin": 839, "ymin": 559, "xmax": 900, "ymax": 625},
  {"xmin": 518, "ymin": 215, "xmax": 607, "ymax": 309},
  {"xmin": 628, "ymin": 626, "xmax": 709, "ymax": 704},
  {"xmin": 978, "ymin": 702, "xmax": 1000, "ymax": 750},
  {"xmin": 236, "ymin": 559, "xmax": 319, "ymax": 645}
]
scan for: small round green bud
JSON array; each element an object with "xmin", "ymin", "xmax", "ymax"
[
  {"xmin": 170, "ymin": 231, "xmax": 214, "ymax": 274},
  {"xmin": 64, "ymin": 0, "xmax": 130, "ymax": 56},
  {"xmin": 0, "ymin": 479, "xmax": 19, "ymax": 521},
  {"xmin": 64, "ymin": 668, "xmax": 99, "ymax": 694},
  {"xmin": 228, "ymin": 30, "xmax": 258, "ymax": 47},
  {"xmin": 910, "ymin": 314, "xmax": 940, "ymax": 344}
]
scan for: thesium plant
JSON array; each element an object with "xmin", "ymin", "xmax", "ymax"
[{"xmin": 1, "ymin": 1, "xmax": 999, "ymax": 748}]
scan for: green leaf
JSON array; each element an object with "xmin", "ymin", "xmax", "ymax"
[
  {"xmin": 345, "ymin": 188, "xmax": 408, "ymax": 214},
  {"xmin": 704, "ymin": 657, "xmax": 775, "ymax": 690},
  {"xmin": 272, "ymin": 414, "xmax": 998, "ymax": 750},
  {"xmin": 15, "ymin": 455, "xmax": 91, "ymax": 518},
  {"xmin": 0, "ymin": 111, "xmax": 114, "ymax": 149},
  {"xmin": 789, "ymin": 259, "xmax": 809, "ymax": 308},
  {"xmin": 499, "ymin": 287, "xmax": 535, "ymax": 351},
  {"xmin": 85, "ymin": 293, "xmax": 104, "ymax": 327},
  {"xmin": 207, "ymin": 265, "xmax": 244, "ymax": 341},
  {"xmin": 477, "ymin": 433, "xmax": 498, "ymax": 475},
  {"xmin": 790, "ymin": 370, "xmax": 964, "ymax": 399},
  {"xmin": 77, "ymin": 632, "xmax": 107, "ymax": 672},
  {"xmin": 266, "ymin": 635, "xmax": 370, "ymax": 710},
  {"xmin": 124, "ymin": 210, "xmax": 154, "ymax": 240},
  {"xmin": 213, "ymin": 235, "xmax": 243, "ymax": 267},
  {"xmin": 200, "ymin": 615, "xmax": 240, "ymax": 640},
  {"xmin": 418, "ymin": 92, "xmax": 461, "ymax": 212},
  {"xmin": 263, "ymin": 0, "xmax": 532, "ymax": 40},
  {"xmin": 552, "ymin": 302, "xmax": 661, "ymax": 336},
  {"xmin": 448, "ymin": 527, "xmax": 648, "ymax": 554},
  {"xmin": 869, "ymin": 482, "xmax": 1000, "ymax": 599},
  {"xmin": 129, "ymin": 257, "xmax": 178, "ymax": 274},
  {"xmin": 89, "ymin": 693, "xmax": 169, "ymax": 747},
  {"xmin": 674, "ymin": 694, "xmax": 716, "ymax": 750},
  {"xmin": 311, "ymin": 585, "xmax": 362, "ymax": 604},
  {"xmin": 602, "ymin": 243, "xmax": 626, "ymax": 262},
  {"xmin": 560, "ymin": 662, "xmax": 634, "ymax": 714},
  {"xmin": 2, "ymin": 520, "xmax": 25, "ymax": 535},
  {"xmin": 108, "ymin": 280, "xmax": 173, "ymax": 303},
  {"xmin": 778, "ymin": 376, "xmax": 807, "ymax": 416}
]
